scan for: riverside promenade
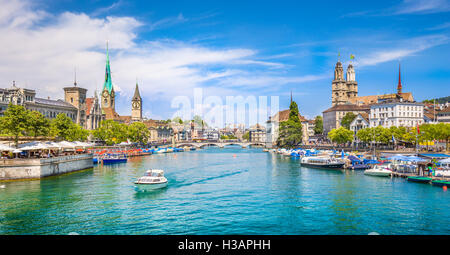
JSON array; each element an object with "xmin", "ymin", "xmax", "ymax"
[{"xmin": 0, "ymin": 154, "xmax": 93, "ymax": 181}]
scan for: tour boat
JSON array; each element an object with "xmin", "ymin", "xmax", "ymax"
[
  {"xmin": 364, "ymin": 165, "xmax": 392, "ymax": 177},
  {"xmin": 102, "ymin": 154, "xmax": 127, "ymax": 164},
  {"xmin": 134, "ymin": 169, "xmax": 168, "ymax": 191},
  {"xmin": 300, "ymin": 156, "xmax": 345, "ymax": 169}
]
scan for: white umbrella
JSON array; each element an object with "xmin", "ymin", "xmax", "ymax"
[
  {"xmin": 0, "ymin": 144, "xmax": 15, "ymax": 151},
  {"xmin": 12, "ymin": 149, "xmax": 22, "ymax": 153},
  {"xmin": 439, "ymin": 158, "xmax": 450, "ymax": 164},
  {"xmin": 56, "ymin": 141, "xmax": 77, "ymax": 149}
]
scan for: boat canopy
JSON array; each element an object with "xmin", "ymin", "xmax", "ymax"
[{"xmin": 145, "ymin": 169, "xmax": 164, "ymax": 176}]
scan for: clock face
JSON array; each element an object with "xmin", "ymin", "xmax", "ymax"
[
  {"xmin": 102, "ymin": 91, "xmax": 109, "ymax": 98},
  {"xmin": 132, "ymin": 101, "xmax": 140, "ymax": 109}
]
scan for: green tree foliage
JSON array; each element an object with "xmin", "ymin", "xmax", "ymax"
[
  {"xmin": 0, "ymin": 103, "xmax": 30, "ymax": 147},
  {"xmin": 277, "ymin": 101, "xmax": 303, "ymax": 148},
  {"xmin": 93, "ymin": 120, "xmax": 128, "ymax": 145},
  {"xmin": 328, "ymin": 127, "xmax": 353, "ymax": 145},
  {"xmin": 422, "ymin": 96, "xmax": 450, "ymax": 104},
  {"xmin": 340, "ymin": 112, "xmax": 357, "ymax": 129},
  {"xmin": 50, "ymin": 113, "xmax": 88, "ymax": 141},
  {"xmin": 27, "ymin": 110, "xmax": 50, "ymax": 138},
  {"xmin": 172, "ymin": 116, "xmax": 183, "ymax": 124},
  {"xmin": 192, "ymin": 115, "xmax": 207, "ymax": 127},
  {"xmin": 313, "ymin": 116, "xmax": 323, "ymax": 135},
  {"xmin": 242, "ymin": 131, "xmax": 250, "ymax": 141},
  {"xmin": 127, "ymin": 122, "xmax": 150, "ymax": 144},
  {"xmin": 356, "ymin": 128, "xmax": 373, "ymax": 144}
]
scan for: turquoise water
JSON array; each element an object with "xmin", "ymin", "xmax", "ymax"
[{"xmin": 1, "ymin": 146, "xmax": 449, "ymax": 235}]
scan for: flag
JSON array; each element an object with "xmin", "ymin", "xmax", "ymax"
[
  {"xmin": 350, "ymin": 54, "xmax": 355, "ymax": 60},
  {"xmin": 392, "ymin": 135, "xmax": 396, "ymax": 143},
  {"xmin": 417, "ymin": 123, "xmax": 420, "ymax": 134}
]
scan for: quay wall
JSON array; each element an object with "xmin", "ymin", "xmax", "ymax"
[{"xmin": 0, "ymin": 154, "xmax": 93, "ymax": 181}]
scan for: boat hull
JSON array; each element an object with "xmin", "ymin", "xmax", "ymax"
[
  {"xmin": 300, "ymin": 163, "xmax": 345, "ymax": 169},
  {"xmin": 364, "ymin": 170, "xmax": 391, "ymax": 177},
  {"xmin": 407, "ymin": 177, "xmax": 432, "ymax": 183},
  {"xmin": 431, "ymin": 180, "xmax": 450, "ymax": 187},
  {"xmin": 134, "ymin": 182, "xmax": 168, "ymax": 191},
  {"xmin": 102, "ymin": 158, "xmax": 127, "ymax": 164}
]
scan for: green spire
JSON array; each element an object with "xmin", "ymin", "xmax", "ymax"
[{"xmin": 103, "ymin": 42, "xmax": 113, "ymax": 93}]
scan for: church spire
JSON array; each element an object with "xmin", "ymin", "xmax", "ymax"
[
  {"xmin": 133, "ymin": 81, "xmax": 141, "ymax": 100},
  {"xmin": 397, "ymin": 62, "xmax": 402, "ymax": 94},
  {"xmin": 103, "ymin": 42, "xmax": 113, "ymax": 93},
  {"xmin": 290, "ymin": 90, "xmax": 293, "ymax": 104}
]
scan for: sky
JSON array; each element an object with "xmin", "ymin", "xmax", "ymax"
[{"xmin": 0, "ymin": 0, "xmax": 449, "ymax": 127}]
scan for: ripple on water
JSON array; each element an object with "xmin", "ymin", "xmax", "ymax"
[{"xmin": 1, "ymin": 146, "xmax": 450, "ymax": 234}]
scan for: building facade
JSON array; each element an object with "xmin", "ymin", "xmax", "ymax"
[
  {"xmin": 369, "ymin": 101, "xmax": 424, "ymax": 128},
  {"xmin": 0, "ymin": 82, "xmax": 78, "ymax": 121},
  {"xmin": 249, "ymin": 123, "xmax": 266, "ymax": 143},
  {"xmin": 322, "ymin": 104, "xmax": 370, "ymax": 134}
]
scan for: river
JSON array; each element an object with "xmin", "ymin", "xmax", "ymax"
[{"xmin": 0, "ymin": 146, "xmax": 449, "ymax": 235}]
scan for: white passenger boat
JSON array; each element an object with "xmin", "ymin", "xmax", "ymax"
[
  {"xmin": 134, "ymin": 169, "xmax": 168, "ymax": 191},
  {"xmin": 364, "ymin": 165, "xmax": 392, "ymax": 177},
  {"xmin": 300, "ymin": 156, "xmax": 345, "ymax": 169}
]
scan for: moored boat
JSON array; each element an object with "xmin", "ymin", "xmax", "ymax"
[
  {"xmin": 364, "ymin": 165, "xmax": 392, "ymax": 177},
  {"xmin": 431, "ymin": 180, "xmax": 450, "ymax": 187},
  {"xmin": 134, "ymin": 169, "xmax": 168, "ymax": 191},
  {"xmin": 102, "ymin": 154, "xmax": 127, "ymax": 164},
  {"xmin": 300, "ymin": 156, "xmax": 345, "ymax": 169},
  {"xmin": 407, "ymin": 176, "xmax": 432, "ymax": 184}
]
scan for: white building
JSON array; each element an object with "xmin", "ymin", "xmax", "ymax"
[
  {"xmin": 349, "ymin": 113, "xmax": 369, "ymax": 134},
  {"xmin": 369, "ymin": 101, "xmax": 424, "ymax": 128}
]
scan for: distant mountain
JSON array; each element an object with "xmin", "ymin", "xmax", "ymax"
[{"xmin": 422, "ymin": 96, "xmax": 450, "ymax": 104}]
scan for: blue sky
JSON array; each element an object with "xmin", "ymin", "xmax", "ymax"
[{"xmin": 0, "ymin": 0, "xmax": 449, "ymax": 125}]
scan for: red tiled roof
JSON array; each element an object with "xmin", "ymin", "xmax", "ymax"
[
  {"xmin": 323, "ymin": 104, "xmax": 370, "ymax": 113},
  {"xmin": 271, "ymin": 109, "xmax": 307, "ymax": 122},
  {"xmin": 85, "ymin": 98, "xmax": 94, "ymax": 116}
]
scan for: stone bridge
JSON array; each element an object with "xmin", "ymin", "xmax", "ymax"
[{"xmin": 174, "ymin": 141, "xmax": 267, "ymax": 148}]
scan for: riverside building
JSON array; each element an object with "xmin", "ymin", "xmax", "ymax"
[{"xmin": 0, "ymin": 81, "xmax": 78, "ymax": 121}]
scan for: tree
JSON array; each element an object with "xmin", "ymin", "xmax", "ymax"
[
  {"xmin": 0, "ymin": 103, "xmax": 30, "ymax": 147},
  {"xmin": 434, "ymin": 123, "xmax": 450, "ymax": 151},
  {"xmin": 128, "ymin": 122, "xmax": 150, "ymax": 144},
  {"xmin": 313, "ymin": 116, "xmax": 323, "ymax": 135},
  {"xmin": 356, "ymin": 128, "xmax": 373, "ymax": 144},
  {"xmin": 276, "ymin": 101, "xmax": 303, "ymax": 148},
  {"xmin": 27, "ymin": 110, "xmax": 50, "ymax": 138},
  {"xmin": 93, "ymin": 120, "xmax": 128, "ymax": 145},
  {"xmin": 192, "ymin": 115, "xmax": 207, "ymax": 127},
  {"xmin": 328, "ymin": 127, "xmax": 353, "ymax": 145},
  {"xmin": 172, "ymin": 116, "xmax": 183, "ymax": 124},
  {"xmin": 340, "ymin": 112, "xmax": 357, "ymax": 129},
  {"xmin": 242, "ymin": 131, "xmax": 250, "ymax": 141},
  {"xmin": 50, "ymin": 113, "xmax": 88, "ymax": 141}
]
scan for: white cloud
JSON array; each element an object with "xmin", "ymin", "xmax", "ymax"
[
  {"xmin": 0, "ymin": 0, "xmax": 311, "ymax": 119},
  {"xmin": 356, "ymin": 35, "xmax": 449, "ymax": 66},
  {"xmin": 394, "ymin": 0, "xmax": 450, "ymax": 15}
]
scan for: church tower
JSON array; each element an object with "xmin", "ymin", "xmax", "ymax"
[
  {"xmin": 346, "ymin": 64, "xmax": 358, "ymax": 100},
  {"xmin": 331, "ymin": 60, "xmax": 347, "ymax": 106},
  {"xmin": 101, "ymin": 44, "xmax": 115, "ymax": 112},
  {"xmin": 131, "ymin": 82, "xmax": 142, "ymax": 121},
  {"xmin": 397, "ymin": 62, "xmax": 402, "ymax": 95},
  {"xmin": 64, "ymin": 69, "xmax": 87, "ymax": 127}
]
